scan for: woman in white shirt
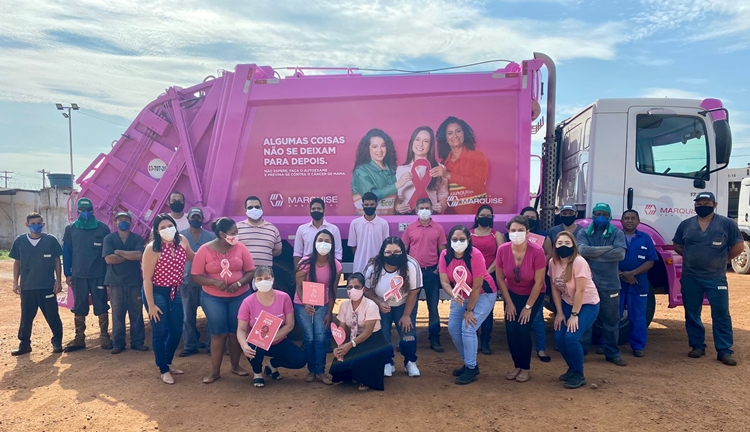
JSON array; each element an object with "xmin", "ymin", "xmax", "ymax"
[{"xmin": 394, "ymin": 126, "xmax": 449, "ymax": 215}]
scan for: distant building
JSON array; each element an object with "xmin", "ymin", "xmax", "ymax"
[{"xmin": 0, "ymin": 188, "xmax": 72, "ymax": 248}]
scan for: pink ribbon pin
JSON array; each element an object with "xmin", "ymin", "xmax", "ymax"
[
  {"xmin": 452, "ymin": 266, "xmax": 472, "ymax": 301},
  {"xmin": 219, "ymin": 258, "xmax": 232, "ymax": 280},
  {"xmin": 384, "ymin": 275, "xmax": 404, "ymax": 302}
]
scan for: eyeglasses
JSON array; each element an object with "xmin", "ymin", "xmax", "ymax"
[
  {"xmin": 514, "ymin": 267, "xmax": 520, "ymax": 284},
  {"xmin": 384, "ymin": 252, "xmax": 403, "ymax": 257}
]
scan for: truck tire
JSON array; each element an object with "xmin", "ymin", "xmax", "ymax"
[
  {"xmin": 592, "ymin": 284, "xmax": 656, "ymax": 346},
  {"xmin": 731, "ymin": 241, "xmax": 750, "ymax": 274}
]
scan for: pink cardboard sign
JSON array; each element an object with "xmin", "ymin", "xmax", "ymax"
[
  {"xmin": 302, "ymin": 281, "xmax": 325, "ymax": 306},
  {"xmin": 527, "ymin": 232, "xmax": 545, "ymax": 245},
  {"xmin": 246, "ymin": 310, "xmax": 283, "ymax": 351},
  {"xmin": 331, "ymin": 322, "xmax": 346, "ymax": 346}
]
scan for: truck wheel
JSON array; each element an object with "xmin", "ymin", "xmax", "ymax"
[
  {"xmin": 592, "ymin": 284, "xmax": 656, "ymax": 346},
  {"xmin": 731, "ymin": 241, "xmax": 750, "ymax": 274}
]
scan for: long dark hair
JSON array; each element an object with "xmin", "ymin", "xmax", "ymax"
[
  {"xmin": 436, "ymin": 116, "xmax": 477, "ymax": 161},
  {"xmin": 366, "ymin": 236, "xmax": 411, "ymax": 294},
  {"xmin": 445, "ymin": 225, "xmax": 474, "ymax": 273},
  {"xmin": 402, "ymin": 126, "xmax": 440, "ymax": 191},
  {"xmin": 353, "ymin": 129, "xmax": 398, "ymax": 172},
  {"xmin": 296, "ymin": 229, "xmax": 338, "ymax": 299},
  {"xmin": 151, "ymin": 213, "xmax": 181, "ymax": 252},
  {"xmin": 472, "ymin": 205, "xmax": 494, "ymax": 229}
]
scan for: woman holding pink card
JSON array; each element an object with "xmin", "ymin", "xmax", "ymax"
[
  {"xmin": 294, "ymin": 230, "xmax": 342, "ymax": 385},
  {"xmin": 330, "ymin": 273, "xmax": 391, "ymax": 391}
]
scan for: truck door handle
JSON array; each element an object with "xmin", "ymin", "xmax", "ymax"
[{"xmin": 627, "ymin": 187, "xmax": 634, "ymax": 210}]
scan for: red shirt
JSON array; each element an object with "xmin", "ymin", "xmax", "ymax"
[
  {"xmin": 470, "ymin": 228, "xmax": 498, "ymax": 271},
  {"xmin": 443, "ymin": 149, "xmax": 489, "ymax": 214},
  {"xmin": 495, "ymin": 241, "xmax": 547, "ymax": 295},
  {"xmin": 402, "ymin": 219, "xmax": 447, "ymax": 268},
  {"xmin": 152, "ymin": 242, "xmax": 187, "ymax": 288}
]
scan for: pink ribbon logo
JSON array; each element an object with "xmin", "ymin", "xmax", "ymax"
[
  {"xmin": 408, "ymin": 159, "xmax": 433, "ymax": 209},
  {"xmin": 384, "ymin": 275, "xmax": 404, "ymax": 302},
  {"xmin": 452, "ymin": 266, "xmax": 471, "ymax": 301},
  {"xmin": 219, "ymin": 258, "xmax": 232, "ymax": 280}
]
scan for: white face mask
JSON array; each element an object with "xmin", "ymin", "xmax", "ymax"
[
  {"xmin": 509, "ymin": 231, "xmax": 526, "ymax": 245},
  {"xmin": 451, "ymin": 240, "xmax": 468, "ymax": 254},
  {"xmin": 315, "ymin": 242, "xmax": 332, "ymax": 256},
  {"xmin": 255, "ymin": 279, "xmax": 274, "ymax": 292},
  {"xmin": 246, "ymin": 208, "xmax": 263, "ymax": 220},
  {"xmin": 160, "ymin": 226, "xmax": 176, "ymax": 242},
  {"xmin": 417, "ymin": 209, "xmax": 431, "ymax": 220}
]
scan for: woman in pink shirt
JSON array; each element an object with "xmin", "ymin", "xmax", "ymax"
[
  {"xmin": 440, "ymin": 225, "xmax": 498, "ymax": 385},
  {"xmin": 495, "ymin": 216, "xmax": 547, "ymax": 382},
  {"xmin": 191, "ymin": 218, "xmax": 256, "ymax": 384},
  {"xmin": 330, "ymin": 273, "xmax": 392, "ymax": 391},
  {"xmin": 295, "ymin": 229, "xmax": 342, "ymax": 385},
  {"xmin": 549, "ymin": 231, "xmax": 600, "ymax": 389},
  {"xmin": 237, "ymin": 266, "xmax": 306, "ymax": 388}
]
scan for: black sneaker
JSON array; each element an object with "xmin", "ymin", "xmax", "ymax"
[
  {"xmin": 452, "ymin": 365, "xmax": 467, "ymax": 377},
  {"xmin": 595, "ymin": 346, "xmax": 605, "ymax": 355},
  {"xmin": 111, "ymin": 347, "xmax": 125, "ymax": 355},
  {"xmin": 718, "ymin": 354, "xmax": 737, "ymax": 366},
  {"xmin": 11, "ymin": 346, "xmax": 32, "ymax": 356},
  {"xmin": 179, "ymin": 349, "xmax": 198, "ymax": 357},
  {"xmin": 455, "ymin": 366, "xmax": 479, "ymax": 385},
  {"xmin": 564, "ymin": 373, "xmax": 587, "ymax": 389},
  {"xmin": 558, "ymin": 368, "xmax": 574, "ymax": 381},
  {"xmin": 480, "ymin": 341, "xmax": 492, "ymax": 355},
  {"xmin": 688, "ymin": 348, "xmax": 706, "ymax": 358},
  {"xmin": 430, "ymin": 338, "xmax": 445, "ymax": 353},
  {"xmin": 52, "ymin": 345, "xmax": 63, "ymax": 354},
  {"xmin": 633, "ymin": 350, "xmax": 645, "ymax": 357},
  {"xmin": 607, "ymin": 356, "xmax": 628, "ymax": 366}
]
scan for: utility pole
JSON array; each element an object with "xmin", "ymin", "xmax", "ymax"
[
  {"xmin": 38, "ymin": 169, "xmax": 48, "ymax": 188},
  {"xmin": 0, "ymin": 170, "xmax": 13, "ymax": 188}
]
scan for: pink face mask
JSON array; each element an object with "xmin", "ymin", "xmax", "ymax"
[
  {"xmin": 347, "ymin": 288, "xmax": 364, "ymax": 301},
  {"xmin": 224, "ymin": 235, "xmax": 238, "ymax": 246}
]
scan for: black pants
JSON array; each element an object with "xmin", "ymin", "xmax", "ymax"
[
  {"xmin": 19, "ymin": 288, "xmax": 63, "ymax": 348},
  {"xmin": 505, "ymin": 291, "xmax": 543, "ymax": 370},
  {"xmin": 71, "ymin": 277, "xmax": 109, "ymax": 316},
  {"xmin": 479, "ymin": 271, "xmax": 496, "ymax": 343},
  {"xmin": 247, "ymin": 338, "xmax": 307, "ymax": 374}
]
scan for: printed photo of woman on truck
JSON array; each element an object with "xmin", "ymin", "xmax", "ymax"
[
  {"xmin": 435, "ymin": 116, "xmax": 489, "ymax": 214},
  {"xmin": 394, "ymin": 126, "xmax": 449, "ymax": 215},
  {"xmin": 351, "ymin": 128, "xmax": 411, "ymax": 213}
]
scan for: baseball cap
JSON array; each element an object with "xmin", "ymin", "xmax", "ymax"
[
  {"xmin": 114, "ymin": 211, "xmax": 132, "ymax": 220},
  {"xmin": 76, "ymin": 197, "xmax": 93, "ymax": 209},
  {"xmin": 187, "ymin": 207, "xmax": 204, "ymax": 218},
  {"xmin": 694, "ymin": 192, "xmax": 716, "ymax": 202},
  {"xmin": 560, "ymin": 204, "xmax": 576, "ymax": 212}
]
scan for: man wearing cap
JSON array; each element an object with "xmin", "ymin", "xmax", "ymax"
[
  {"xmin": 63, "ymin": 198, "xmax": 113, "ymax": 352},
  {"xmin": 618, "ymin": 210, "xmax": 658, "ymax": 357},
  {"xmin": 673, "ymin": 192, "xmax": 744, "ymax": 366},
  {"xmin": 577, "ymin": 202, "xmax": 628, "ymax": 366},
  {"xmin": 103, "ymin": 212, "xmax": 147, "ymax": 354},
  {"xmin": 179, "ymin": 207, "xmax": 216, "ymax": 357},
  {"xmin": 548, "ymin": 204, "xmax": 582, "ymax": 243}
]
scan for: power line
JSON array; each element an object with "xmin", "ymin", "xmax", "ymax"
[
  {"xmin": 76, "ymin": 110, "xmax": 130, "ymax": 128},
  {"xmin": 0, "ymin": 170, "xmax": 13, "ymax": 188}
]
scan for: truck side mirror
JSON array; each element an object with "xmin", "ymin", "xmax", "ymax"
[{"xmin": 714, "ymin": 119, "xmax": 732, "ymax": 166}]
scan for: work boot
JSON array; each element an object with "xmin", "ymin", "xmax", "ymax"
[
  {"xmin": 64, "ymin": 316, "xmax": 87, "ymax": 352},
  {"xmin": 98, "ymin": 314, "xmax": 113, "ymax": 350},
  {"xmin": 429, "ymin": 337, "xmax": 445, "ymax": 353}
]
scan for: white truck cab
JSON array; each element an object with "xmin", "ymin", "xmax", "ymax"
[{"xmin": 732, "ymin": 177, "xmax": 750, "ymax": 274}]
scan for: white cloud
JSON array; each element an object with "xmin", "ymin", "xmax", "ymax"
[{"xmin": 640, "ymin": 87, "xmax": 706, "ymax": 99}]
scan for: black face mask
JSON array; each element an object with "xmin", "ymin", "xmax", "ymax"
[
  {"xmin": 310, "ymin": 211, "xmax": 324, "ymax": 221},
  {"xmin": 384, "ymin": 254, "xmax": 403, "ymax": 267},
  {"xmin": 363, "ymin": 207, "xmax": 376, "ymax": 216},
  {"xmin": 189, "ymin": 219, "xmax": 203, "ymax": 229},
  {"xmin": 561, "ymin": 215, "xmax": 577, "ymax": 227},
  {"xmin": 476, "ymin": 216, "xmax": 492, "ymax": 227},
  {"xmin": 527, "ymin": 219, "xmax": 538, "ymax": 230},
  {"xmin": 556, "ymin": 245, "xmax": 575, "ymax": 259},
  {"xmin": 695, "ymin": 205, "xmax": 714, "ymax": 218},
  {"xmin": 170, "ymin": 202, "xmax": 185, "ymax": 213}
]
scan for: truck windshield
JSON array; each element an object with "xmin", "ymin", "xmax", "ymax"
[{"xmin": 636, "ymin": 115, "xmax": 709, "ymax": 179}]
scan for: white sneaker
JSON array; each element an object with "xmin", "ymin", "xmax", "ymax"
[
  {"xmin": 405, "ymin": 361, "xmax": 420, "ymax": 377},
  {"xmin": 384, "ymin": 363, "xmax": 395, "ymax": 377}
]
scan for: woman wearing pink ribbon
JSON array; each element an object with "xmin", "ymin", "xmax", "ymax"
[
  {"xmin": 394, "ymin": 126, "xmax": 449, "ymax": 215},
  {"xmin": 439, "ymin": 225, "xmax": 498, "ymax": 385},
  {"xmin": 191, "ymin": 217, "xmax": 256, "ymax": 384}
]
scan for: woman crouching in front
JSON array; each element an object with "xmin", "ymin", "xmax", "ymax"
[{"xmin": 236, "ymin": 266, "xmax": 306, "ymax": 388}]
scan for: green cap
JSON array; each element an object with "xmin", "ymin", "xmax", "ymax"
[
  {"xmin": 77, "ymin": 197, "xmax": 93, "ymax": 209},
  {"xmin": 592, "ymin": 202, "xmax": 611, "ymax": 218}
]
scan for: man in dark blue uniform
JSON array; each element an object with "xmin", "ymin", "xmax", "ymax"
[
  {"xmin": 63, "ymin": 197, "xmax": 112, "ymax": 352},
  {"xmin": 673, "ymin": 192, "xmax": 744, "ymax": 366},
  {"xmin": 618, "ymin": 210, "xmax": 657, "ymax": 357},
  {"xmin": 10, "ymin": 213, "xmax": 64, "ymax": 355}
]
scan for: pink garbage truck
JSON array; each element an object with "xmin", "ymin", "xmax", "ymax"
[{"xmin": 75, "ymin": 53, "xmax": 733, "ymax": 342}]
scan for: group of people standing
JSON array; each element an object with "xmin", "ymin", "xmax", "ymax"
[{"xmin": 9, "ymin": 189, "xmax": 743, "ymax": 391}]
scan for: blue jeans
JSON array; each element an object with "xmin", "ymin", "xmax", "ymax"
[
  {"xmin": 294, "ymin": 303, "xmax": 329, "ymax": 374},
  {"xmin": 681, "ymin": 276, "xmax": 734, "ymax": 355},
  {"xmin": 109, "ymin": 286, "xmax": 145, "ymax": 350},
  {"xmin": 422, "ymin": 267, "xmax": 441, "ymax": 339},
  {"xmin": 201, "ymin": 290, "xmax": 250, "ymax": 335},
  {"xmin": 448, "ymin": 292, "xmax": 497, "ymax": 368},
  {"xmin": 532, "ymin": 305, "xmax": 547, "ymax": 352},
  {"xmin": 381, "ymin": 302, "xmax": 418, "ymax": 365},
  {"xmin": 143, "ymin": 287, "xmax": 183, "ymax": 374},
  {"xmin": 555, "ymin": 302, "xmax": 599, "ymax": 373},
  {"xmin": 619, "ymin": 283, "xmax": 648, "ymax": 351},
  {"xmin": 181, "ymin": 284, "xmax": 211, "ymax": 352}
]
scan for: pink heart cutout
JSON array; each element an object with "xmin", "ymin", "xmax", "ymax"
[{"xmin": 331, "ymin": 323, "xmax": 346, "ymax": 346}]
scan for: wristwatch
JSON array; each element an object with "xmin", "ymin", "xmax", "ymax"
[
  {"xmin": 571, "ymin": 311, "xmax": 579, "ymax": 317},
  {"xmin": 466, "ymin": 308, "xmax": 474, "ymax": 313},
  {"xmin": 524, "ymin": 304, "xmax": 531, "ymax": 310}
]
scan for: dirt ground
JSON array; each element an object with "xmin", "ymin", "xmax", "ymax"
[{"xmin": 1, "ymin": 261, "xmax": 749, "ymax": 432}]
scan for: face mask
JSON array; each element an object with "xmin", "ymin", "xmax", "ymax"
[
  {"xmin": 476, "ymin": 216, "xmax": 492, "ymax": 227},
  {"xmin": 509, "ymin": 231, "xmax": 526, "ymax": 245},
  {"xmin": 556, "ymin": 245, "xmax": 574, "ymax": 259},
  {"xmin": 29, "ymin": 224, "xmax": 43, "ymax": 235},
  {"xmin": 593, "ymin": 215, "xmax": 609, "ymax": 228},
  {"xmin": 160, "ymin": 226, "xmax": 176, "ymax": 242},
  {"xmin": 384, "ymin": 254, "xmax": 403, "ymax": 267},
  {"xmin": 347, "ymin": 288, "xmax": 364, "ymax": 301},
  {"xmin": 78, "ymin": 210, "xmax": 93, "ymax": 221},
  {"xmin": 561, "ymin": 215, "xmax": 577, "ymax": 227},
  {"xmin": 247, "ymin": 208, "xmax": 263, "ymax": 220},
  {"xmin": 695, "ymin": 205, "xmax": 714, "ymax": 218},
  {"xmin": 451, "ymin": 240, "xmax": 468, "ymax": 254},
  {"xmin": 417, "ymin": 209, "xmax": 431, "ymax": 220},
  {"xmin": 224, "ymin": 235, "xmax": 238, "ymax": 246},
  {"xmin": 117, "ymin": 221, "xmax": 131, "ymax": 231},
  {"xmin": 189, "ymin": 219, "xmax": 203, "ymax": 229},
  {"xmin": 169, "ymin": 202, "xmax": 185, "ymax": 213},
  {"xmin": 311, "ymin": 211, "xmax": 324, "ymax": 221},
  {"xmin": 363, "ymin": 207, "xmax": 377, "ymax": 217},
  {"xmin": 255, "ymin": 279, "xmax": 274, "ymax": 293},
  {"xmin": 315, "ymin": 242, "xmax": 332, "ymax": 256},
  {"xmin": 527, "ymin": 219, "xmax": 538, "ymax": 230}
]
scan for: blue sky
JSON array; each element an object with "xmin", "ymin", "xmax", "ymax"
[{"xmin": 0, "ymin": 0, "xmax": 748, "ymax": 189}]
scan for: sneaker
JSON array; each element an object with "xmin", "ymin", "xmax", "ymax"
[
  {"xmin": 558, "ymin": 368, "xmax": 574, "ymax": 382},
  {"xmin": 688, "ymin": 348, "xmax": 706, "ymax": 358},
  {"xmin": 718, "ymin": 354, "xmax": 737, "ymax": 366},
  {"xmin": 178, "ymin": 349, "xmax": 198, "ymax": 357},
  {"xmin": 405, "ymin": 361, "xmax": 420, "ymax": 377},
  {"xmin": 430, "ymin": 338, "xmax": 445, "ymax": 353},
  {"xmin": 132, "ymin": 345, "xmax": 149, "ymax": 352},
  {"xmin": 480, "ymin": 341, "xmax": 492, "ymax": 355},
  {"xmin": 595, "ymin": 346, "xmax": 605, "ymax": 355},
  {"xmin": 452, "ymin": 365, "xmax": 467, "ymax": 377},
  {"xmin": 455, "ymin": 366, "xmax": 479, "ymax": 385},
  {"xmin": 384, "ymin": 364, "xmax": 395, "ymax": 377},
  {"xmin": 607, "ymin": 356, "xmax": 628, "ymax": 367},
  {"xmin": 11, "ymin": 346, "xmax": 32, "ymax": 356},
  {"xmin": 564, "ymin": 373, "xmax": 587, "ymax": 389},
  {"xmin": 304, "ymin": 372, "xmax": 316, "ymax": 383},
  {"xmin": 633, "ymin": 350, "xmax": 645, "ymax": 358},
  {"xmin": 111, "ymin": 347, "xmax": 124, "ymax": 355},
  {"xmin": 52, "ymin": 345, "xmax": 63, "ymax": 354}
]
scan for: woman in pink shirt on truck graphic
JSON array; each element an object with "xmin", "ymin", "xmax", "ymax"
[{"xmin": 394, "ymin": 126, "xmax": 449, "ymax": 215}]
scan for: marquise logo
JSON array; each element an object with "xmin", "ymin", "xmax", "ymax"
[{"xmin": 270, "ymin": 193, "xmax": 284, "ymax": 208}]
